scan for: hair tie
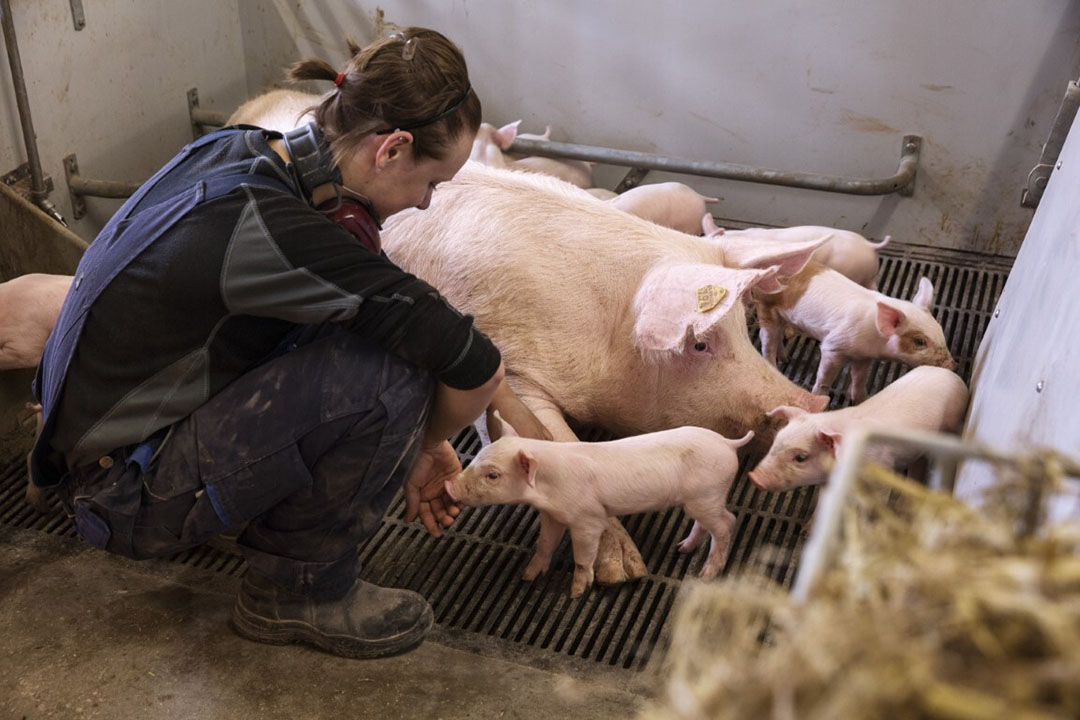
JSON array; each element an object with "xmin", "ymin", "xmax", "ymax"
[{"xmin": 334, "ymin": 71, "xmax": 345, "ymax": 87}]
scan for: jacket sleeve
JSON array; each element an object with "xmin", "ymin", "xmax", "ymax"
[{"xmin": 219, "ymin": 187, "xmax": 501, "ymax": 389}]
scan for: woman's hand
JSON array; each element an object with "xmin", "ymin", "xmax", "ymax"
[{"xmin": 404, "ymin": 440, "xmax": 463, "ymax": 537}]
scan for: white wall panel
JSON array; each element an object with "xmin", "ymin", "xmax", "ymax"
[
  {"xmin": 237, "ymin": 0, "xmax": 1080, "ymax": 256},
  {"xmin": 0, "ymin": 0, "xmax": 247, "ymax": 240}
]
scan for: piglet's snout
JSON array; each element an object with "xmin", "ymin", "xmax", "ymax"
[{"xmin": 747, "ymin": 470, "xmax": 765, "ymax": 490}]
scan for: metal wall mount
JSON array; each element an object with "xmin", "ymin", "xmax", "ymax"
[
  {"xmin": 1021, "ymin": 79, "xmax": 1080, "ymax": 209},
  {"xmin": 63, "ymin": 154, "xmax": 139, "ymax": 220},
  {"xmin": 187, "ymin": 87, "xmax": 229, "ymax": 139},
  {"xmin": 69, "ymin": 0, "xmax": 85, "ymax": 30},
  {"xmin": 2, "ymin": 162, "xmax": 53, "ymax": 195}
]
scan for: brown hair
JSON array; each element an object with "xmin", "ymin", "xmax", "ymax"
[{"xmin": 289, "ymin": 27, "xmax": 481, "ymax": 164}]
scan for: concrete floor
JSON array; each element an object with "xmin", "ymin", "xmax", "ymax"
[{"xmin": 1, "ymin": 525, "xmax": 650, "ymax": 719}]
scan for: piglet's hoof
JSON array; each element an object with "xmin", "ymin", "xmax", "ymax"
[
  {"xmin": 677, "ymin": 522, "xmax": 707, "ymax": 554},
  {"xmin": 570, "ymin": 565, "xmax": 594, "ymax": 598},
  {"xmin": 521, "ymin": 556, "xmax": 549, "ymax": 582}
]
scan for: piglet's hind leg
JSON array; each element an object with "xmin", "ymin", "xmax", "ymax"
[
  {"xmin": 688, "ymin": 505, "xmax": 737, "ymax": 580},
  {"xmin": 677, "ymin": 520, "xmax": 708, "ymax": 553}
]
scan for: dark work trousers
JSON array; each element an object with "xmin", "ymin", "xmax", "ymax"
[{"xmin": 58, "ymin": 329, "xmax": 433, "ymax": 598}]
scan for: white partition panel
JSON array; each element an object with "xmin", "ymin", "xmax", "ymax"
[{"xmin": 958, "ymin": 109, "xmax": 1080, "ymax": 518}]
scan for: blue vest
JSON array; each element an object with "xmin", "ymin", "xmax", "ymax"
[{"xmin": 32, "ymin": 128, "xmax": 292, "ymax": 487}]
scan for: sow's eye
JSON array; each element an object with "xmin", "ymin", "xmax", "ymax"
[{"xmin": 692, "ymin": 341, "xmax": 710, "ymax": 354}]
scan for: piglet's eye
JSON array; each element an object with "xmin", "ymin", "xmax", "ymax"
[
  {"xmin": 486, "ymin": 471, "xmax": 500, "ymax": 480},
  {"xmin": 912, "ymin": 336, "xmax": 927, "ymax": 348},
  {"xmin": 794, "ymin": 453, "xmax": 809, "ymax": 463}
]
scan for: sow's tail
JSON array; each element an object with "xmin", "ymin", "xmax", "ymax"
[
  {"xmin": 869, "ymin": 234, "xmax": 892, "ymax": 250},
  {"xmin": 727, "ymin": 431, "xmax": 755, "ymax": 448}
]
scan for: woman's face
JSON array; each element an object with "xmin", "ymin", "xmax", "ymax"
[{"xmin": 342, "ymin": 130, "xmax": 475, "ymax": 220}]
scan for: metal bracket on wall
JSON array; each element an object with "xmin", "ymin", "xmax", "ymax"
[
  {"xmin": 1021, "ymin": 80, "xmax": 1080, "ymax": 209},
  {"xmin": 2, "ymin": 162, "xmax": 53, "ymax": 196},
  {"xmin": 63, "ymin": 154, "xmax": 140, "ymax": 220},
  {"xmin": 187, "ymin": 88, "xmax": 229, "ymax": 139},
  {"xmin": 68, "ymin": 0, "xmax": 85, "ymax": 30},
  {"xmin": 509, "ymin": 133, "xmax": 921, "ymax": 197}
]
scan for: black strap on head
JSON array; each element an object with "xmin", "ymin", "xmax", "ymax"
[
  {"xmin": 282, "ymin": 122, "xmax": 342, "ymax": 201},
  {"xmin": 374, "ymin": 85, "xmax": 472, "ymax": 135}
]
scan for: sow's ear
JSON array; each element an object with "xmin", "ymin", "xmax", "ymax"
[
  {"xmin": 714, "ymin": 233, "xmax": 831, "ymax": 292},
  {"xmin": 633, "ymin": 262, "xmax": 779, "ymax": 354}
]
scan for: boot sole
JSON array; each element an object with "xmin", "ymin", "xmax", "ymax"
[{"xmin": 231, "ymin": 595, "xmax": 434, "ymax": 660}]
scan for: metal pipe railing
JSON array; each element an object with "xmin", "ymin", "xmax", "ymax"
[
  {"xmin": 66, "ymin": 89, "xmax": 921, "ymax": 208},
  {"xmin": 508, "ymin": 133, "xmax": 921, "ymax": 196},
  {"xmin": 67, "ymin": 175, "xmax": 140, "ymax": 199},
  {"xmin": 1, "ymin": 0, "xmax": 66, "ymax": 225}
]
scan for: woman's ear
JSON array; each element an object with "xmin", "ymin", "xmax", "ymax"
[{"xmin": 375, "ymin": 130, "xmax": 414, "ymax": 170}]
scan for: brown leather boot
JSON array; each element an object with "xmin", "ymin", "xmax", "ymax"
[{"xmin": 231, "ymin": 572, "xmax": 434, "ymax": 659}]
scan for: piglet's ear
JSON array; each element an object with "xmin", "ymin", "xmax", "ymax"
[
  {"xmin": 875, "ymin": 302, "xmax": 905, "ymax": 337},
  {"xmin": 633, "ymin": 263, "xmax": 779, "ymax": 355},
  {"xmin": 911, "ymin": 277, "xmax": 935, "ymax": 310},
  {"xmin": 517, "ymin": 449, "xmax": 538, "ymax": 487},
  {"xmin": 766, "ymin": 405, "xmax": 805, "ymax": 423},
  {"xmin": 493, "ymin": 120, "xmax": 522, "ymax": 149},
  {"xmin": 817, "ymin": 430, "xmax": 842, "ymax": 458},
  {"xmin": 490, "ymin": 409, "xmax": 520, "ymax": 439}
]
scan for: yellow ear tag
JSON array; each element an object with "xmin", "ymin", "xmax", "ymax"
[{"xmin": 696, "ymin": 285, "xmax": 728, "ymax": 312}]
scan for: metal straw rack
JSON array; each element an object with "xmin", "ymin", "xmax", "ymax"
[{"xmin": 792, "ymin": 426, "xmax": 1080, "ymax": 605}]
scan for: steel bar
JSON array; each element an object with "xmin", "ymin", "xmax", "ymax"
[
  {"xmin": 1, "ymin": 0, "xmax": 46, "ymax": 202},
  {"xmin": 68, "ymin": 176, "xmax": 140, "ymax": 198},
  {"xmin": 508, "ymin": 134, "xmax": 921, "ymax": 196}
]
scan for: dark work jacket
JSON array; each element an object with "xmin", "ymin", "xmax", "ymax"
[{"xmin": 31, "ymin": 127, "xmax": 499, "ymax": 486}]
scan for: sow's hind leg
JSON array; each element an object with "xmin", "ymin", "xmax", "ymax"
[{"xmin": 519, "ymin": 390, "xmax": 648, "ymax": 585}]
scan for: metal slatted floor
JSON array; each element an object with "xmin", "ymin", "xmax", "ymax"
[{"xmin": 0, "ymin": 243, "xmax": 1013, "ymax": 672}]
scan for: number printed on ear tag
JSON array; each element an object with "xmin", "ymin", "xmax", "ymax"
[{"xmin": 696, "ymin": 285, "xmax": 727, "ymax": 312}]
